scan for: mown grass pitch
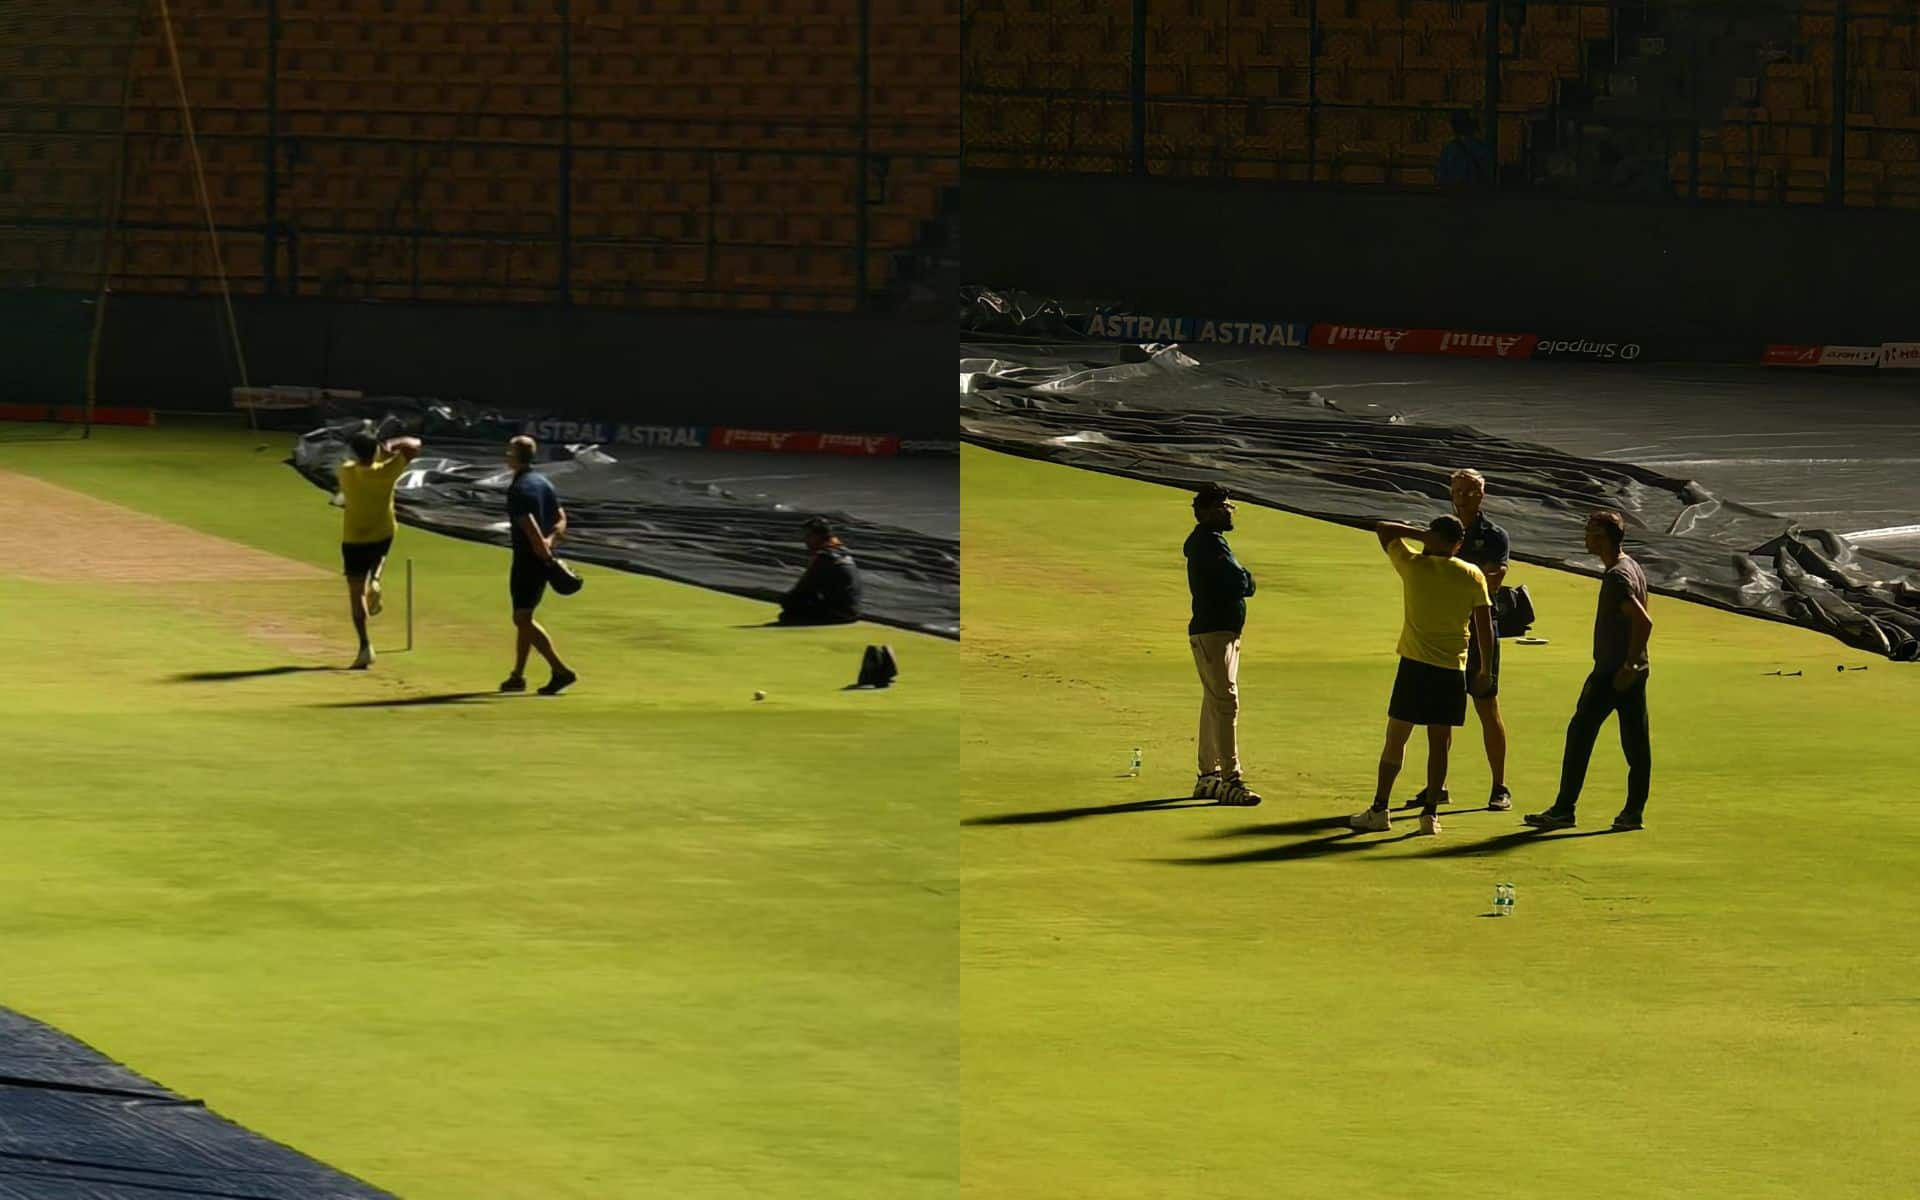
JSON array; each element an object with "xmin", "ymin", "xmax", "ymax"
[
  {"xmin": 962, "ymin": 445, "xmax": 1919, "ymax": 1200},
  {"xmin": 0, "ymin": 424, "xmax": 956, "ymax": 1200}
]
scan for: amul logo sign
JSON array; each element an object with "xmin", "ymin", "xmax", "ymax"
[
  {"xmin": 1314, "ymin": 324, "xmax": 1414, "ymax": 351},
  {"xmin": 1438, "ymin": 331, "xmax": 1534, "ymax": 358}
]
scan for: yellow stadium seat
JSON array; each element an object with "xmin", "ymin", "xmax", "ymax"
[{"xmin": 1501, "ymin": 59, "xmax": 1554, "ymax": 105}]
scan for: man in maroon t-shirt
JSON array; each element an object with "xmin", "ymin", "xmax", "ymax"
[{"xmin": 1525, "ymin": 510, "xmax": 1654, "ymax": 831}]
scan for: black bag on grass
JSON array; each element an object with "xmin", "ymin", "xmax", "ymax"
[
  {"xmin": 1493, "ymin": 584, "xmax": 1534, "ymax": 638},
  {"xmin": 857, "ymin": 645, "xmax": 898, "ymax": 688}
]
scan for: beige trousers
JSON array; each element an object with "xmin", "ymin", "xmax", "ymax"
[{"xmin": 1190, "ymin": 631, "xmax": 1242, "ymax": 779}]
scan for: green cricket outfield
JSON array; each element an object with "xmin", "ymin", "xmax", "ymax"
[
  {"xmin": 0, "ymin": 423, "xmax": 956, "ymax": 1199},
  {"xmin": 962, "ymin": 445, "xmax": 1920, "ymax": 1200}
]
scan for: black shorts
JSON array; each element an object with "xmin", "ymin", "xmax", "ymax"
[
  {"xmin": 1388, "ymin": 656, "xmax": 1468, "ymax": 727},
  {"xmin": 341, "ymin": 538, "xmax": 393, "ymax": 578},
  {"xmin": 1465, "ymin": 632, "xmax": 1501, "ymax": 700},
  {"xmin": 510, "ymin": 554, "xmax": 548, "ymax": 611}
]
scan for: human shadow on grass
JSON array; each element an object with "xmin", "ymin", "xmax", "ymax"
[
  {"xmin": 316, "ymin": 690, "xmax": 499, "ymax": 709},
  {"xmin": 1161, "ymin": 828, "xmax": 1423, "ymax": 865},
  {"xmin": 1204, "ymin": 806, "xmax": 1493, "ymax": 840},
  {"xmin": 964, "ymin": 797, "xmax": 1215, "ymax": 826},
  {"xmin": 169, "ymin": 665, "xmax": 342, "ymax": 683},
  {"xmin": 1404, "ymin": 826, "xmax": 1619, "ymax": 859}
]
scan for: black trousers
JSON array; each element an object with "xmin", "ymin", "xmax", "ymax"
[{"xmin": 1553, "ymin": 670, "xmax": 1651, "ymax": 813}]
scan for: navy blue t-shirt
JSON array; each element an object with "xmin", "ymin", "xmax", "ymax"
[
  {"xmin": 507, "ymin": 469, "xmax": 560, "ymax": 555},
  {"xmin": 1460, "ymin": 512, "xmax": 1510, "ymax": 577}
]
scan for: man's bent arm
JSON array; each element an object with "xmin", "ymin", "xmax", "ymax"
[
  {"xmin": 1376, "ymin": 520, "xmax": 1424, "ymax": 552},
  {"xmin": 516, "ymin": 513, "xmax": 553, "ymax": 561}
]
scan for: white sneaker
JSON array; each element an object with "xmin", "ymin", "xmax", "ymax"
[
  {"xmin": 367, "ymin": 581, "xmax": 384, "ymax": 617},
  {"xmin": 1218, "ymin": 777, "xmax": 1262, "ymax": 807},
  {"xmin": 350, "ymin": 646, "xmax": 374, "ymax": 670},
  {"xmin": 1349, "ymin": 806, "xmax": 1391, "ymax": 832},
  {"xmin": 1419, "ymin": 810, "xmax": 1442, "ymax": 836},
  {"xmin": 1192, "ymin": 773, "xmax": 1222, "ymax": 800}
]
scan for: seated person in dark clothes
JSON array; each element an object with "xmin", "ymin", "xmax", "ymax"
[{"xmin": 779, "ymin": 517, "xmax": 862, "ymax": 625}]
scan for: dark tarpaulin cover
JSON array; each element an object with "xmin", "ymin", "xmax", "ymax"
[
  {"xmin": 290, "ymin": 400, "xmax": 959, "ymax": 639},
  {"xmin": 958, "ymin": 335, "xmax": 1920, "ymax": 661},
  {"xmin": 0, "ymin": 1008, "xmax": 393, "ymax": 1199}
]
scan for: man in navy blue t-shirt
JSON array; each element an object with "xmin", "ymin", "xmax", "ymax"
[
  {"xmin": 1422, "ymin": 468, "xmax": 1515, "ymax": 811},
  {"xmin": 501, "ymin": 435, "xmax": 577, "ymax": 695}
]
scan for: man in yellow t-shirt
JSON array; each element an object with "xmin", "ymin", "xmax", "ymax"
[
  {"xmin": 1349, "ymin": 514, "xmax": 1495, "ymax": 836},
  {"xmin": 337, "ymin": 428, "xmax": 422, "ymax": 669}
]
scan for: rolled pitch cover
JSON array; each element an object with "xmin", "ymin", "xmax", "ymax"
[{"xmin": 548, "ymin": 558, "xmax": 584, "ymax": 595}]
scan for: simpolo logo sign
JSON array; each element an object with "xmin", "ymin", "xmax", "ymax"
[{"xmin": 1534, "ymin": 337, "xmax": 1644, "ymax": 362}]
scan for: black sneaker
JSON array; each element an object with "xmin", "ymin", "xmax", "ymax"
[
  {"xmin": 499, "ymin": 674, "xmax": 527, "ymax": 693},
  {"xmin": 1523, "ymin": 807, "xmax": 1576, "ymax": 830},
  {"xmin": 1402, "ymin": 786, "xmax": 1450, "ymax": 811},
  {"xmin": 1611, "ymin": 810, "xmax": 1644, "ymax": 831},
  {"xmin": 538, "ymin": 668, "xmax": 578, "ymax": 696},
  {"xmin": 1488, "ymin": 786, "xmax": 1513, "ymax": 812}
]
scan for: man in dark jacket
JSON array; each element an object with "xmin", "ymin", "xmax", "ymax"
[
  {"xmin": 779, "ymin": 517, "xmax": 862, "ymax": 625},
  {"xmin": 1186, "ymin": 483, "xmax": 1260, "ymax": 806}
]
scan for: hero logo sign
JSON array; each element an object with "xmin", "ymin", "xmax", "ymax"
[{"xmin": 1881, "ymin": 342, "xmax": 1920, "ymax": 369}]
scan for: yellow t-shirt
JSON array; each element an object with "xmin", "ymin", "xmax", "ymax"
[
  {"xmin": 338, "ymin": 453, "xmax": 409, "ymax": 544},
  {"xmin": 1388, "ymin": 538, "xmax": 1491, "ymax": 670}
]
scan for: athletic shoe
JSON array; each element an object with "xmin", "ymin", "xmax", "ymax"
[
  {"xmin": 350, "ymin": 646, "xmax": 374, "ymax": 670},
  {"xmin": 1217, "ymin": 777, "xmax": 1262, "ymax": 807},
  {"xmin": 1404, "ymin": 786, "xmax": 1450, "ymax": 811},
  {"xmin": 1611, "ymin": 810, "xmax": 1644, "ymax": 831},
  {"xmin": 1419, "ymin": 810, "xmax": 1442, "ymax": 836},
  {"xmin": 367, "ymin": 581, "xmax": 383, "ymax": 617},
  {"xmin": 499, "ymin": 674, "xmax": 528, "ymax": 693},
  {"xmin": 1488, "ymin": 786, "xmax": 1513, "ymax": 812},
  {"xmin": 1192, "ymin": 773, "xmax": 1222, "ymax": 801},
  {"xmin": 538, "ymin": 668, "xmax": 578, "ymax": 696},
  {"xmin": 1349, "ymin": 806, "xmax": 1391, "ymax": 832},
  {"xmin": 1523, "ymin": 807, "xmax": 1577, "ymax": 829}
]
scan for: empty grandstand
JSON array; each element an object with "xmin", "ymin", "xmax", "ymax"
[
  {"xmin": 963, "ymin": 0, "xmax": 1920, "ymax": 207},
  {"xmin": 2, "ymin": 0, "xmax": 960, "ymax": 312}
]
